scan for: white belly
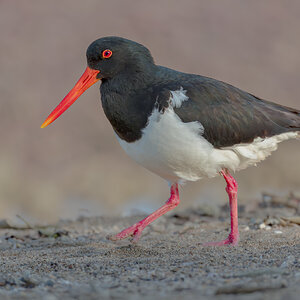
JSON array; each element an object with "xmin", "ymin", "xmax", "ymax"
[{"xmin": 116, "ymin": 106, "xmax": 298, "ymax": 183}]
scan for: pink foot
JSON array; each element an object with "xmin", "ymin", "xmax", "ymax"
[
  {"xmin": 202, "ymin": 169, "xmax": 239, "ymax": 247},
  {"xmin": 108, "ymin": 220, "xmax": 146, "ymax": 243},
  {"xmin": 108, "ymin": 183, "xmax": 180, "ymax": 243},
  {"xmin": 202, "ymin": 233, "xmax": 239, "ymax": 247}
]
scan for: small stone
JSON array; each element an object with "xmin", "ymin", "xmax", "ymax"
[
  {"xmin": 259, "ymin": 223, "xmax": 266, "ymax": 229},
  {"xmin": 0, "ymin": 277, "xmax": 6, "ymax": 286},
  {"xmin": 45, "ymin": 280, "xmax": 54, "ymax": 287},
  {"xmin": 20, "ymin": 276, "xmax": 37, "ymax": 288}
]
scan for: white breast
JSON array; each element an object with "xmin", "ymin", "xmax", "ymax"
[{"xmin": 116, "ymin": 101, "xmax": 299, "ymax": 184}]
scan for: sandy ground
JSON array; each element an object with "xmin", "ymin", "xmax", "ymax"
[{"xmin": 0, "ymin": 195, "xmax": 299, "ymax": 300}]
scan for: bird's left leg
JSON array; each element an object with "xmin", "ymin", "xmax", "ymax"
[
  {"xmin": 203, "ymin": 169, "xmax": 239, "ymax": 246},
  {"xmin": 108, "ymin": 183, "xmax": 180, "ymax": 243}
]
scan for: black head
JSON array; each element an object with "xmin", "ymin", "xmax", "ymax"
[
  {"xmin": 86, "ymin": 36, "xmax": 155, "ymax": 79},
  {"xmin": 41, "ymin": 36, "xmax": 156, "ymax": 128}
]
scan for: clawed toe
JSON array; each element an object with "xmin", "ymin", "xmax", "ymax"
[{"xmin": 107, "ymin": 223, "xmax": 145, "ymax": 242}]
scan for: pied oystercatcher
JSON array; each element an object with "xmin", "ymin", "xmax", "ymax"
[{"xmin": 41, "ymin": 37, "xmax": 300, "ymax": 246}]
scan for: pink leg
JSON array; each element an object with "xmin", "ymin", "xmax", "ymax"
[
  {"xmin": 203, "ymin": 169, "xmax": 239, "ymax": 246},
  {"xmin": 108, "ymin": 183, "xmax": 180, "ymax": 243}
]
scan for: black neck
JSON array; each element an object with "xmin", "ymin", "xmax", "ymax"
[{"xmin": 100, "ymin": 67, "xmax": 157, "ymax": 142}]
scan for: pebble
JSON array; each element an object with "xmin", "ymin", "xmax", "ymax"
[
  {"xmin": 259, "ymin": 223, "xmax": 271, "ymax": 230},
  {"xmin": 45, "ymin": 280, "xmax": 54, "ymax": 287},
  {"xmin": 259, "ymin": 223, "xmax": 266, "ymax": 229}
]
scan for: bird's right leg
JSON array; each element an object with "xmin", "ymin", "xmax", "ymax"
[{"xmin": 202, "ymin": 169, "xmax": 239, "ymax": 246}]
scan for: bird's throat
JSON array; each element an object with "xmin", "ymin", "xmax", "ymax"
[{"xmin": 100, "ymin": 75, "xmax": 156, "ymax": 143}]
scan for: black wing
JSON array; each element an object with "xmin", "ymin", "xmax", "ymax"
[{"xmin": 161, "ymin": 72, "xmax": 300, "ymax": 148}]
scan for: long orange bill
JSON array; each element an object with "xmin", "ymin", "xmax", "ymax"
[{"xmin": 41, "ymin": 67, "xmax": 100, "ymax": 128}]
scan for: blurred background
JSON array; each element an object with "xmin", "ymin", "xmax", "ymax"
[{"xmin": 0, "ymin": 0, "xmax": 299, "ymax": 223}]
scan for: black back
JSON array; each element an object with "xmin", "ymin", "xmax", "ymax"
[
  {"xmin": 93, "ymin": 37, "xmax": 300, "ymax": 147},
  {"xmin": 167, "ymin": 69, "xmax": 300, "ymax": 147},
  {"xmin": 100, "ymin": 65, "xmax": 299, "ymax": 147}
]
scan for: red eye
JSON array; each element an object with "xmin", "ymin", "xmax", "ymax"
[{"xmin": 102, "ymin": 49, "xmax": 112, "ymax": 59}]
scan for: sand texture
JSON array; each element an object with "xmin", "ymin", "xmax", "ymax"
[{"xmin": 0, "ymin": 195, "xmax": 299, "ymax": 300}]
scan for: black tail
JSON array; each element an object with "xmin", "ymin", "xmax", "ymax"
[{"xmin": 251, "ymin": 95, "xmax": 300, "ymax": 133}]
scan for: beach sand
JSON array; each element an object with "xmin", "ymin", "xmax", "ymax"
[{"xmin": 0, "ymin": 195, "xmax": 299, "ymax": 300}]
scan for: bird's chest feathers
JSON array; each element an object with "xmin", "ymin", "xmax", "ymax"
[
  {"xmin": 116, "ymin": 105, "xmax": 208, "ymax": 182},
  {"xmin": 101, "ymin": 85, "xmax": 190, "ymax": 143},
  {"xmin": 101, "ymin": 90, "xmax": 155, "ymax": 142},
  {"xmin": 114, "ymin": 88, "xmax": 212, "ymax": 182}
]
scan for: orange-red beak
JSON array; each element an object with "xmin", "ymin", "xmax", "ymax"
[{"xmin": 41, "ymin": 67, "xmax": 100, "ymax": 128}]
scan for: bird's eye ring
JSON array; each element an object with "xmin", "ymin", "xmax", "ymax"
[{"xmin": 102, "ymin": 49, "xmax": 113, "ymax": 59}]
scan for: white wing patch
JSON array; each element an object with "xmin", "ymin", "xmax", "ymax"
[{"xmin": 170, "ymin": 87, "xmax": 189, "ymax": 108}]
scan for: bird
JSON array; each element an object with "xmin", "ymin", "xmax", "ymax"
[{"xmin": 41, "ymin": 36, "xmax": 300, "ymax": 246}]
